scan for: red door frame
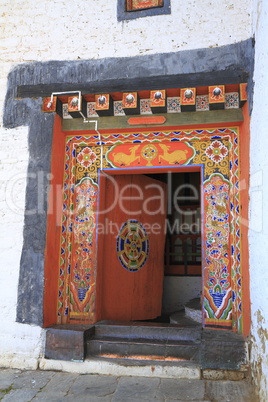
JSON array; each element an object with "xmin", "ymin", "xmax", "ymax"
[{"xmin": 44, "ymin": 109, "xmax": 250, "ymax": 336}]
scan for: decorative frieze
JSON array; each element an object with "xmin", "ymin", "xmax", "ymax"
[
  {"xmin": 42, "ymin": 84, "xmax": 246, "ymax": 119},
  {"xmin": 239, "ymin": 83, "xmax": 248, "ymax": 107},
  {"xmin": 150, "ymin": 90, "xmax": 167, "ymax": 113},
  {"xmin": 208, "ymin": 85, "xmax": 225, "ymax": 110},
  {"xmin": 67, "ymin": 95, "xmax": 87, "ymax": 119},
  {"xmin": 95, "ymin": 94, "xmax": 114, "ymax": 116},
  {"xmin": 180, "ymin": 88, "xmax": 196, "ymax": 112},
  {"xmin": 122, "ymin": 92, "xmax": 140, "ymax": 115}
]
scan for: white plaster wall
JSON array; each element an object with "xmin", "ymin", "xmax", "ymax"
[
  {"xmin": 0, "ymin": 125, "xmax": 45, "ymax": 369},
  {"xmin": 249, "ymin": 0, "xmax": 268, "ymax": 400},
  {"xmin": 0, "ymin": 0, "xmax": 252, "ymax": 64},
  {"xmin": 162, "ymin": 277, "xmax": 202, "ymax": 313}
]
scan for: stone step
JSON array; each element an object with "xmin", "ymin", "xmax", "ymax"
[
  {"xmin": 44, "ymin": 322, "xmax": 248, "ymax": 374},
  {"xmin": 40, "ymin": 356, "xmax": 202, "ymax": 379},
  {"xmin": 94, "ymin": 319, "xmax": 201, "ymax": 343},
  {"xmin": 87, "ymin": 337, "xmax": 200, "ymax": 362}
]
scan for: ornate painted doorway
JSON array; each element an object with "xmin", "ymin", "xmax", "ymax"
[
  {"xmin": 46, "ymin": 124, "xmax": 244, "ymax": 334},
  {"xmin": 97, "ymin": 174, "xmax": 167, "ymax": 321}
]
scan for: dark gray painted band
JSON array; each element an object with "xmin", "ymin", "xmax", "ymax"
[
  {"xmin": 15, "ymin": 39, "xmax": 254, "ymax": 100},
  {"xmin": 15, "ymin": 104, "xmax": 54, "ymax": 326},
  {"xmin": 3, "ymin": 39, "xmax": 254, "ymax": 327}
]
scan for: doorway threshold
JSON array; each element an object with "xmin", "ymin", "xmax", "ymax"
[
  {"xmin": 86, "ymin": 319, "xmax": 248, "ymax": 373},
  {"xmin": 44, "ymin": 314, "xmax": 248, "ymax": 380},
  {"xmin": 42, "ymin": 317, "xmax": 248, "ymax": 381},
  {"xmin": 39, "ymin": 356, "xmax": 201, "ymax": 379}
]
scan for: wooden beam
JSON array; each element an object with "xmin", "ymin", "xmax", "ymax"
[{"xmin": 62, "ymin": 109, "xmax": 243, "ymax": 132}]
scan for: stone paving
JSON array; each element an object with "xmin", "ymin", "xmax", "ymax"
[{"xmin": 0, "ymin": 368, "xmax": 258, "ymax": 402}]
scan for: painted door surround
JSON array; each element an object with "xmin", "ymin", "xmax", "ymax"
[{"xmin": 44, "ymin": 117, "xmax": 249, "ymax": 334}]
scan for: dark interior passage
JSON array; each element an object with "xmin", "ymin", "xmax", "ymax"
[{"xmin": 145, "ymin": 171, "xmax": 202, "ymax": 321}]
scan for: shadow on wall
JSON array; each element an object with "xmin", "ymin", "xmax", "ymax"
[{"xmin": 162, "ymin": 276, "xmax": 201, "ymax": 313}]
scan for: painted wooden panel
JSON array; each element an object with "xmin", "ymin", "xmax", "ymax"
[
  {"xmin": 126, "ymin": 0, "xmax": 163, "ymax": 11},
  {"xmin": 99, "ymin": 174, "xmax": 167, "ymax": 321},
  {"xmin": 106, "ymin": 141, "xmax": 195, "ymax": 168},
  {"xmin": 203, "ymin": 174, "xmax": 232, "ymax": 329}
]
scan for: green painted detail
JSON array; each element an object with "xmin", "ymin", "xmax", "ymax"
[
  {"xmin": 220, "ymin": 297, "xmax": 232, "ymax": 320},
  {"xmin": 62, "ymin": 110, "xmax": 244, "ymax": 131},
  {"xmin": 75, "ymin": 175, "xmax": 99, "ymax": 188},
  {"xmin": 237, "ymin": 316, "xmax": 243, "ymax": 334},
  {"xmin": 204, "ymin": 298, "xmax": 215, "ymax": 319},
  {"xmin": 70, "ymin": 292, "xmax": 74, "ymax": 304},
  {"xmin": 203, "ymin": 172, "xmax": 230, "ymax": 186}
]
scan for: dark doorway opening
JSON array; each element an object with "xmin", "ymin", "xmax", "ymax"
[{"xmin": 144, "ymin": 171, "xmax": 202, "ymax": 323}]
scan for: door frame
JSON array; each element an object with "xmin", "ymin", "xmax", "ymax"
[
  {"xmin": 95, "ymin": 164, "xmax": 204, "ymax": 323},
  {"xmin": 44, "ymin": 121, "xmax": 249, "ymax": 335}
]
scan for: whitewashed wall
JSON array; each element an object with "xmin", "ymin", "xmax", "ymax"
[
  {"xmin": 0, "ymin": 0, "xmax": 252, "ymax": 117},
  {"xmin": 0, "ymin": 0, "xmax": 253, "ymax": 369},
  {"xmin": 0, "ymin": 127, "xmax": 45, "ymax": 369},
  {"xmin": 1, "ymin": 0, "xmax": 252, "ymax": 64},
  {"xmin": 249, "ymin": 1, "xmax": 268, "ymax": 400}
]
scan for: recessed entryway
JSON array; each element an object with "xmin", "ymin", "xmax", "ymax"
[
  {"xmin": 145, "ymin": 171, "xmax": 202, "ymax": 323},
  {"xmin": 97, "ymin": 167, "xmax": 202, "ymax": 325}
]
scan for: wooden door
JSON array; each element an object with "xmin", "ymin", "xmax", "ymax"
[{"xmin": 99, "ymin": 174, "xmax": 167, "ymax": 321}]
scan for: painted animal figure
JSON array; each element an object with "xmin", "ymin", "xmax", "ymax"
[
  {"xmin": 112, "ymin": 145, "xmax": 140, "ymax": 166},
  {"xmin": 158, "ymin": 144, "xmax": 190, "ymax": 164}
]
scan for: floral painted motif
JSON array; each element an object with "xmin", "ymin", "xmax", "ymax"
[
  {"xmin": 203, "ymin": 174, "xmax": 232, "ymax": 326},
  {"xmin": 196, "ymin": 95, "xmax": 209, "ymax": 111},
  {"xmin": 225, "ymin": 92, "xmax": 239, "ymax": 109},
  {"xmin": 87, "ymin": 102, "xmax": 98, "ymax": 117},
  {"xmin": 114, "ymin": 101, "xmax": 125, "ymax": 116},
  {"xmin": 205, "ymin": 140, "xmax": 228, "ymax": 163},
  {"xmin": 140, "ymin": 99, "xmax": 152, "ymax": 114},
  {"xmin": 70, "ymin": 177, "xmax": 99, "ymax": 320},
  {"xmin": 167, "ymin": 97, "xmax": 181, "ymax": 113},
  {"xmin": 77, "ymin": 147, "xmax": 97, "ymax": 168},
  {"xmin": 62, "ymin": 103, "xmax": 72, "ymax": 119}
]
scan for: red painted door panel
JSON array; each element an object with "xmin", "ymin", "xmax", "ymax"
[{"xmin": 99, "ymin": 174, "xmax": 167, "ymax": 321}]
